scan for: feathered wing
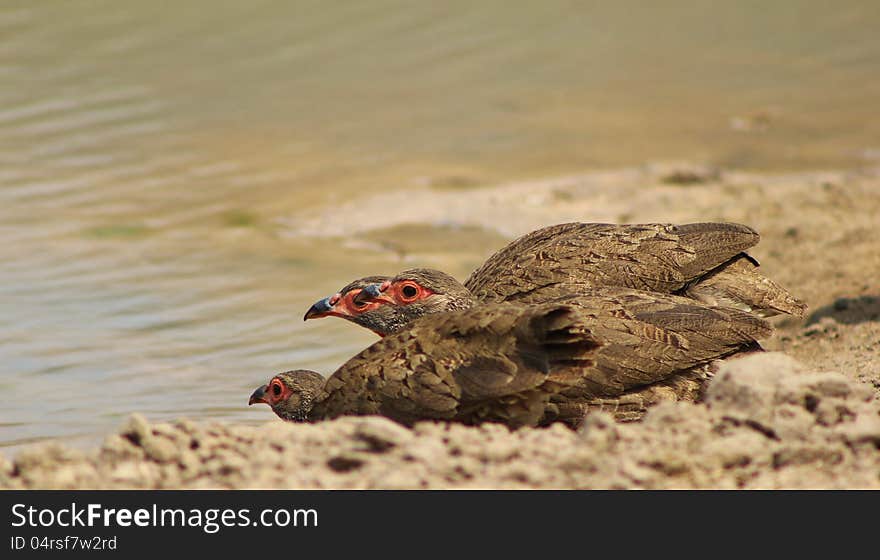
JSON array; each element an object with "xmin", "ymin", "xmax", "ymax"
[
  {"xmin": 683, "ymin": 255, "xmax": 807, "ymax": 317},
  {"xmin": 541, "ymin": 288, "xmax": 771, "ymax": 425},
  {"xmin": 465, "ymin": 222, "xmax": 760, "ymax": 301},
  {"xmin": 313, "ymin": 303, "xmax": 603, "ymax": 427},
  {"xmin": 311, "ymin": 290, "xmax": 773, "ymax": 428},
  {"xmin": 549, "ymin": 369, "xmax": 709, "ymax": 424}
]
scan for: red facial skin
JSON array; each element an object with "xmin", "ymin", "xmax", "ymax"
[
  {"xmin": 344, "ymin": 289, "xmax": 386, "ymax": 316},
  {"xmin": 305, "ymin": 280, "xmax": 438, "ymax": 337},
  {"xmin": 249, "ymin": 376, "xmax": 291, "ymax": 406},
  {"xmin": 377, "ymin": 279, "xmax": 435, "ymax": 305},
  {"xmin": 315, "ymin": 289, "xmax": 385, "ymax": 319}
]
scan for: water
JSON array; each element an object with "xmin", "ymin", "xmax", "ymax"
[{"xmin": 2, "ymin": 1, "xmax": 879, "ymax": 451}]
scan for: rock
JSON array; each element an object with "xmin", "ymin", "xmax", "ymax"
[
  {"xmin": 645, "ymin": 161, "xmax": 722, "ymax": 185},
  {"xmin": 2, "ymin": 353, "xmax": 879, "ymax": 489},
  {"xmin": 351, "ymin": 416, "xmax": 414, "ymax": 452},
  {"xmin": 705, "ymin": 352, "xmax": 804, "ymax": 425},
  {"xmin": 119, "ymin": 413, "xmax": 152, "ymax": 445}
]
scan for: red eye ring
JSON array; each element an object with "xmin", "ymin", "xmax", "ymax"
[
  {"xmin": 348, "ymin": 289, "xmax": 367, "ymax": 309},
  {"xmin": 270, "ymin": 380, "xmax": 283, "ymax": 396},
  {"xmin": 398, "ymin": 281, "xmax": 421, "ymax": 302}
]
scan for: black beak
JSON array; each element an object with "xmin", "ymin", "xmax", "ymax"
[
  {"xmin": 249, "ymin": 384, "xmax": 268, "ymax": 406},
  {"xmin": 303, "ymin": 297, "xmax": 333, "ymax": 321}
]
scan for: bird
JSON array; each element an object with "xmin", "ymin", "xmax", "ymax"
[
  {"xmin": 303, "ymin": 222, "xmax": 806, "ymax": 335},
  {"xmin": 302, "ymin": 275, "xmax": 391, "ymax": 336},
  {"xmin": 253, "ymin": 290, "xmax": 770, "ymax": 427}
]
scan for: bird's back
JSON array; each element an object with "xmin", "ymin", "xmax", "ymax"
[
  {"xmin": 555, "ymin": 288, "xmax": 770, "ymax": 399},
  {"xmin": 310, "ymin": 290, "xmax": 770, "ymax": 427},
  {"xmin": 465, "ymin": 222, "xmax": 760, "ymax": 301},
  {"xmin": 311, "ymin": 302, "xmax": 603, "ymax": 427}
]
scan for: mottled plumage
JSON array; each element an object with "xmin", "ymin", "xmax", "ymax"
[
  {"xmin": 289, "ymin": 221, "xmax": 801, "ymax": 425},
  {"xmin": 464, "ymin": 222, "xmax": 805, "ymax": 317},
  {"xmin": 539, "ymin": 288, "xmax": 769, "ymax": 425},
  {"xmin": 255, "ymin": 290, "xmax": 770, "ymax": 427},
  {"xmin": 304, "ymin": 222, "xmax": 805, "ymax": 335}
]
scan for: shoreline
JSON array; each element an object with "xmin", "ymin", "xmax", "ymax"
[
  {"xmin": 4, "ymin": 163, "xmax": 879, "ymax": 489},
  {"xmin": 3, "ymin": 353, "xmax": 879, "ymax": 489}
]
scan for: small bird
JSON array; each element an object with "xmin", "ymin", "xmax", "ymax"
[
  {"xmin": 254, "ymin": 302, "xmax": 603, "ymax": 427},
  {"xmin": 253, "ymin": 291, "xmax": 770, "ymax": 427},
  {"xmin": 304, "ymin": 222, "xmax": 806, "ymax": 335}
]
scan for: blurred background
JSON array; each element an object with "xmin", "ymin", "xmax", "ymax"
[{"xmin": 2, "ymin": 1, "xmax": 879, "ymax": 451}]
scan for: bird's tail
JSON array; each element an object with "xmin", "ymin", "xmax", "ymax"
[
  {"xmin": 684, "ymin": 254, "xmax": 807, "ymax": 317},
  {"xmin": 516, "ymin": 304, "xmax": 605, "ymax": 389}
]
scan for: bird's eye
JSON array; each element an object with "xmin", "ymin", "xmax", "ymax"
[
  {"xmin": 351, "ymin": 291, "xmax": 367, "ymax": 308},
  {"xmin": 271, "ymin": 381, "xmax": 283, "ymax": 396},
  {"xmin": 399, "ymin": 282, "xmax": 420, "ymax": 301}
]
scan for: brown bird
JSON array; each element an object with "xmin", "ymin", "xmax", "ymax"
[
  {"xmin": 253, "ymin": 290, "xmax": 770, "ymax": 427},
  {"xmin": 465, "ymin": 222, "xmax": 804, "ymax": 316},
  {"xmin": 255, "ymin": 302, "xmax": 602, "ymax": 427},
  {"xmin": 304, "ymin": 222, "xmax": 806, "ymax": 334},
  {"xmin": 302, "ymin": 275, "xmax": 391, "ymax": 335}
]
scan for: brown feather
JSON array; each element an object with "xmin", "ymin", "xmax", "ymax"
[
  {"xmin": 464, "ymin": 222, "xmax": 803, "ymax": 317},
  {"xmin": 301, "ymin": 291, "xmax": 768, "ymax": 428}
]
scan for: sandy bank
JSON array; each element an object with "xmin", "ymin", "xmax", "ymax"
[
  {"xmin": 3, "ymin": 353, "xmax": 878, "ymax": 489},
  {"xmin": 4, "ymin": 164, "xmax": 878, "ymax": 489}
]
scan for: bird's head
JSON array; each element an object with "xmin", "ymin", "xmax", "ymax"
[
  {"xmin": 303, "ymin": 275, "xmax": 391, "ymax": 335},
  {"xmin": 248, "ymin": 370, "xmax": 325, "ymax": 422},
  {"xmin": 349, "ymin": 268, "xmax": 478, "ymax": 335}
]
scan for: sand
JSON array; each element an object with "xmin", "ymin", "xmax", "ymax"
[
  {"xmin": 3, "ymin": 164, "xmax": 878, "ymax": 489},
  {"xmin": 3, "ymin": 353, "xmax": 879, "ymax": 489}
]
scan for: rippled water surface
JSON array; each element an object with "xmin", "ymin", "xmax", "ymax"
[{"xmin": 2, "ymin": 1, "xmax": 879, "ymax": 451}]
